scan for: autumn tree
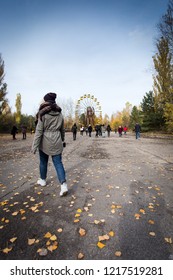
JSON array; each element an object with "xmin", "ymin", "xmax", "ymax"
[
  {"xmin": 140, "ymin": 91, "xmax": 160, "ymax": 131},
  {"xmin": 0, "ymin": 54, "xmax": 8, "ymax": 114},
  {"xmin": 158, "ymin": 0, "xmax": 173, "ymax": 57},
  {"xmin": 121, "ymin": 102, "xmax": 132, "ymax": 128},
  {"xmin": 129, "ymin": 106, "xmax": 142, "ymax": 130},
  {"xmin": 58, "ymin": 97, "xmax": 75, "ymax": 129},
  {"xmin": 164, "ymin": 103, "xmax": 173, "ymax": 132},
  {"xmin": 110, "ymin": 111, "xmax": 123, "ymax": 131},
  {"xmin": 103, "ymin": 113, "xmax": 110, "ymax": 125},
  {"xmin": 153, "ymin": 37, "xmax": 173, "ymax": 130},
  {"xmin": 15, "ymin": 93, "xmax": 22, "ymax": 124}
]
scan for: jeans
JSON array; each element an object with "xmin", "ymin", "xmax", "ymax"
[
  {"xmin": 39, "ymin": 150, "xmax": 66, "ymax": 184},
  {"xmin": 136, "ymin": 131, "xmax": 140, "ymax": 139}
]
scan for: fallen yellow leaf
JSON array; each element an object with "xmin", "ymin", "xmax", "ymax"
[
  {"xmin": 79, "ymin": 228, "xmax": 86, "ymax": 236},
  {"xmin": 94, "ymin": 220, "xmax": 100, "ymax": 225},
  {"xmin": 21, "ymin": 216, "xmax": 26, "ymax": 220},
  {"xmin": 37, "ymin": 248, "xmax": 48, "ymax": 256},
  {"xmin": 10, "ymin": 237, "xmax": 17, "ymax": 243},
  {"xmin": 44, "ymin": 232, "xmax": 52, "ymax": 238},
  {"xmin": 75, "ymin": 213, "xmax": 80, "ymax": 217},
  {"xmin": 115, "ymin": 251, "xmax": 122, "ymax": 257},
  {"xmin": 47, "ymin": 245, "xmax": 58, "ymax": 251},
  {"xmin": 74, "ymin": 219, "xmax": 80, "ymax": 223},
  {"xmin": 20, "ymin": 209, "xmax": 26, "ymax": 215},
  {"xmin": 57, "ymin": 228, "xmax": 63, "ymax": 233},
  {"xmin": 97, "ymin": 242, "xmax": 106, "ymax": 249},
  {"xmin": 109, "ymin": 231, "xmax": 115, "ymax": 237},
  {"xmin": 78, "ymin": 252, "xmax": 84, "ymax": 259},
  {"xmin": 12, "ymin": 211, "xmax": 18, "ymax": 216},
  {"xmin": 98, "ymin": 234, "xmax": 110, "ymax": 241},
  {"xmin": 111, "ymin": 204, "xmax": 116, "ymax": 209},
  {"xmin": 148, "ymin": 219, "xmax": 155, "ymax": 224},
  {"xmin": 2, "ymin": 247, "xmax": 12, "ymax": 254},
  {"xmin": 87, "ymin": 203, "xmax": 92, "ymax": 207},
  {"xmin": 28, "ymin": 238, "xmax": 36, "ymax": 245},
  {"xmin": 50, "ymin": 235, "xmax": 57, "ymax": 241},
  {"xmin": 0, "ymin": 200, "xmax": 8, "ymax": 206},
  {"xmin": 134, "ymin": 213, "xmax": 141, "ymax": 219},
  {"xmin": 77, "ymin": 208, "xmax": 82, "ymax": 213},
  {"xmin": 30, "ymin": 206, "xmax": 38, "ymax": 212},
  {"xmin": 164, "ymin": 237, "xmax": 172, "ymax": 244},
  {"xmin": 139, "ymin": 209, "xmax": 146, "ymax": 214}
]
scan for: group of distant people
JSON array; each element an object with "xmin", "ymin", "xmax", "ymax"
[
  {"xmin": 71, "ymin": 123, "xmax": 141, "ymax": 140},
  {"xmin": 117, "ymin": 125, "xmax": 128, "ymax": 137},
  {"xmin": 11, "ymin": 122, "xmax": 141, "ymax": 142},
  {"xmin": 117, "ymin": 124, "xmax": 141, "ymax": 139},
  {"xmin": 11, "ymin": 125, "xmax": 27, "ymax": 140},
  {"xmin": 71, "ymin": 123, "xmax": 114, "ymax": 140}
]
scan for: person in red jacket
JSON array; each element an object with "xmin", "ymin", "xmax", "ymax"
[{"xmin": 123, "ymin": 125, "xmax": 128, "ymax": 135}]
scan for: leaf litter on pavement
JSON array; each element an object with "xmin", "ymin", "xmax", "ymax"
[{"xmin": 0, "ymin": 136, "xmax": 173, "ymax": 259}]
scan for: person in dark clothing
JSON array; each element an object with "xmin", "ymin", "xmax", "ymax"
[
  {"xmin": 95, "ymin": 125, "xmax": 99, "ymax": 137},
  {"xmin": 71, "ymin": 123, "xmax": 77, "ymax": 140},
  {"xmin": 106, "ymin": 124, "xmax": 111, "ymax": 137},
  {"xmin": 11, "ymin": 125, "xmax": 18, "ymax": 140},
  {"xmin": 21, "ymin": 125, "xmax": 27, "ymax": 139},
  {"xmin": 135, "ymin": 123, "xmax": 141, "ymax": 139},
  {"xmin": 118, "ymin": 126, "xmax": 123, "ymax": 137},
  {"xmin": 88, "ymin": 125, "xmax": 92, "ymax": 137}
]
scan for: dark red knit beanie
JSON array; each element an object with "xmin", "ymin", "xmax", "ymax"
[{"xmin": 44, "ymin": 92, "xmax": 57, "ymax": 102}]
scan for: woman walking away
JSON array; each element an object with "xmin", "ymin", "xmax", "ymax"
[{"xmin": 31, "ymin": 92, "xmax": 68, "ymax": 197}]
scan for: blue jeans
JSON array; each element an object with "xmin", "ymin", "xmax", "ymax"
[
  {"xmin": 136, "ymin": 131, "xmax": 140, "ymax": 139},
  {"xmin": 39, "ymin": 150, "xmax": 66, "ymax": 184}
]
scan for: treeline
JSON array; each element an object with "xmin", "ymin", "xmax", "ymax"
[
  {"xmin": 0, "ymin": 0, "xmax": 173, "ymax": 134},
  {"xmin": 109, "ymin": 0, "xmax": 173, "ymax": 133},
  {"xmin": 0, "ymin": 84, "xmax": 35, "ymax": 133}
]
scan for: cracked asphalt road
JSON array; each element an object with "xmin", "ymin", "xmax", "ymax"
[{"xmin": 0, "ymin": 132, "xmax": 173, "ymax": 260}]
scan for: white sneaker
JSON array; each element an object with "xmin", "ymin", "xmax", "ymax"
[
  {"xmin": 37, "ymin": 178, "xmax": 46, "ymax": 187},
  {"xmin": 60, "ymin": 182, "xmax": 68, "ymax": 197}
]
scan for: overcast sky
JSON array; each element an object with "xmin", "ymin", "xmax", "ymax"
[{"xmin": 0, "ymin": 0, "xmax": 168, "ymax": 117}]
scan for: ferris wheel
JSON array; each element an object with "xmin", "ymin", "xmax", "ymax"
[{"xmin": 75, "ymin": 93, "xmax": 102, "ymax": 126}]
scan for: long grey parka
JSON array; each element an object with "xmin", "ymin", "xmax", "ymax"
[{"xmin": 32, "ymin": 111, "xmax": 65, "ymax": 155}]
